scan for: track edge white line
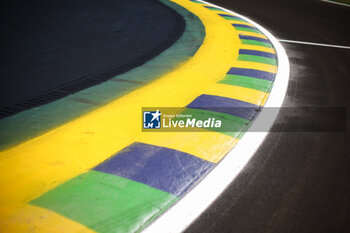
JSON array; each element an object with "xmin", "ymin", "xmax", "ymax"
[
  {"xmin": 278, "ymin": 39, "xmax": 350, "ymax": 49},
  {"xmin": 320, "ymin": 0, "xmax": 350, "ymax": 8}
]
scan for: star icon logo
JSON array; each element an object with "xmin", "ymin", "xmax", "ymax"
[{"xmin": 150, "ymin": 109, "xmax": 161, "ymax": 122}]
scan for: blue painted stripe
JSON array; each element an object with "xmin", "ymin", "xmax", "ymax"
[
  {"xmin": 239, "ymin": 35, "xmax": 270, "ymax": 43},
  {"xmin": 218, "ymin": 14, "xmax": 235, "ymax": 18},
  {"xmin": 187, "ymin": 94, "xmax": 260, "ymax": 120},
  {"xmin": 239, "ymin": 49, "xmax": 277, "ymax": 59},
  {"xmin": 232, "ymin": 24, "xmax": 256, "ymax": 29},
  {"xmin": 94, "ymin": 142, "xmax": 214, "ymax": 196},
  {"xmin": 219, "ymin": 14, "xmax": 242, "ymax": 20},
  {"xmin": 227, "ymin": 68, "xmax": 276, "ymax": 81}
]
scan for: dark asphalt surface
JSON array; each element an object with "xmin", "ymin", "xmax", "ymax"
[
  {"xmin": 185, "ymin": 0, "xmax": 350, "ymax": 233},
  {"xmin": 0, "ymin": 0, "xmax": 184, "ymax": 118}
]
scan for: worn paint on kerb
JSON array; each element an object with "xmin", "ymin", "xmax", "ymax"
[
  {"xmin": 93, "ymin": 143, "xmax": 215, "ymax": 196},
  {"xmin": 0, "ymin": 0, "xmax": 239, "ymax": 227}
]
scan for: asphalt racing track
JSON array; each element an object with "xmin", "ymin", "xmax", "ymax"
[
  {"xmin": 185, "ymin": 0, "xmax": 350, "ymax": 232},
  {"xmin": 0, "ymin": 0, "xmax": 349, "ymax": 232}
]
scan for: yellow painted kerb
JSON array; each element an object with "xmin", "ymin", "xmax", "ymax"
[{"xmin": 0, "ymin": 0, "xmax": 242, "ymax": 226}]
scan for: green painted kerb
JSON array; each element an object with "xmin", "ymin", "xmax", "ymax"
[
  {"xmin": 238, "ymin": 54, "xmax": 277, "ymax": 66},
  {"xmin": 240, "ymin": 39, "xmax": 273, "ymax": 48},
  {"xmin": 221, "ymin": 16, "xmax": 247, "ymax": 23},
  {"xmin": 205, "ymin": 7, "xmax": 226, "ymax": 12},
  {"xmin": 219, "ymin": 74, "xmax": 273, "ymax": 93},
  {"xmin": 235, "ymin": 27, "xmax": 261, "ymax": 34},
  {"xmin": 0, "ymin": 0, "xmax": 206, "ymax": 151},
  {"xmin": 31, "ymin": 171, "xmax": 178, "ymax": 233}
]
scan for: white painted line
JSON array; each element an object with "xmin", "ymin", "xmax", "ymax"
[
  {"xmin": 279, "ymin": 39, "xmax": 350, "ymax": 49},
  {"xmin": 321, "ymin": 0, "xmax": 350, "ymax": 7},
  {"xmin": 142, "ymin": 1, "xmax": 290, "ymax": 233}
]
